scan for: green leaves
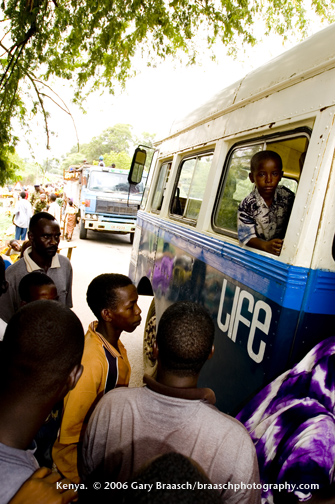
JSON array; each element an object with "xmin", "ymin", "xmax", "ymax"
[
  {"xmin": 1, "ymin": 0, "xmax": 335, "ymax": 177},
  {"xmin": 61, "ymin": 124, "xmax": 155, "ymax": 170},
  {"xmin": 0, "ymin": 145, "xmax": 20, "ymax": 185}
]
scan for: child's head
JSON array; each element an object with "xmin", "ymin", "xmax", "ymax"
[
  {"xmin": 249, "ymin": 150, "xmax": 283, "ymax": 199},
  {"xmin": 156, "ymin": 301, "xmax": 214, "ymax": 377},
  {"xmin": 9, "ymin": 239, "xmax": 21, "ymax": 252},
  {"xmin": 19, "ymin": 272, "xmax": 58, "ymax": 304},
  {"xmin": 86, "ymin": 273, "xmax": 141, "ymax": 333},
  {"xmin": 1, "ymin": 300, "xmax": 84, "ymax": 400},
  {"xmin": 126, "ymin": 452, "xmax": 221, "ymax": 504}
]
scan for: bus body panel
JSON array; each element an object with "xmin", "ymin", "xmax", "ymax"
[
  {"xmin": 129, "ymin": 25, "xmax": 335, "ymax": 414},
  {"xmin": 130, "ymin": 212, "xmax": 335, "ymax": 413}
]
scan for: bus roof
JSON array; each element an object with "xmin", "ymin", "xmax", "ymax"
[{"xmin": 166, "ymin": 24, "xmax": 335, "ymax": 140}]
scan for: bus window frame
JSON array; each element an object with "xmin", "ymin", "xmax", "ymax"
[
  {"xmin": 139, "ymin": 149, "xmax": 158, "ymax": 211},
  {"xmin": 169, "ymin": 150, "xmax": 214, "ymax": 226},
  {"xmin": 150, "ymin": 160, "xmax": 173, "ymax": 214},
  {"xmin": 212, "ymin": 127, "xmax": 311, "ymax": 239}
]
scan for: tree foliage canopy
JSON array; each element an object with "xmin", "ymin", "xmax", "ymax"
[
  {"xmin": 61, "ymin": 124, "xmax": 155, "ymax": 170},
  {"xmin": 1, "ymin": 0, "xmax": 334, "ymax": 181},
  {"xmin": 74, "ymin": 124, "xmax": 134, "ymax": 162}
]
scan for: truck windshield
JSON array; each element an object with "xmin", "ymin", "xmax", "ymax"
[{"xmin": 88, "ymin": 170, "xmax": 144, "ymax": 195}]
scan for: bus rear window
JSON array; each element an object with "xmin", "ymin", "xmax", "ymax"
[
  {"xmin": 170, "ymin": 153, "xmax": 213, "ymax": 223},
  {"xmin": 213, "ymin": 133, "xmax": 309, "ymax": 236}
]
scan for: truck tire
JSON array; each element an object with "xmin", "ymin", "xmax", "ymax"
[
  {"xmin": 129, "ymin": 233, "xmax": 134, "ymax": 244},
  {"xmin": 143, "ymin": 299, "xmax": 157, "ymax": 377},
  {"xmin": 79, "ymin": 219, "xmax": 87, "ymax": 239}
]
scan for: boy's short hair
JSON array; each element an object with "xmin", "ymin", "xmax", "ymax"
[
  {"xmin": 125, "ymin": 452, "xmax": 221, "ymax": 503},
  {"xmin": 1, "ymin": 301, "xmax": 84, "ymax": 397},
  {"xmin": 18, "ymin": 272, "xmax": 55, "ymax": 303},
  {"xmin": 29, "ymin": 211, "xmax": 57, "ymax": 232},
  {"xmin": 86, "ymin": 273, "xmax": 133, "ymax": 320},
  {"xmin": 50, "ymin": 193, "xmax": 57, "ymax": 202},
  {"xmin": 250, "ymin": 150, "xmax": 283, "ymax": 173},
  {"xmin": 156, "ymin": 301, "xmax": 214, "ymax": 377}
]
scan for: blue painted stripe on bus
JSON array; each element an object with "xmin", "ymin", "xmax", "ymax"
[
  {"xmin": 137, "ymin": 211, "xmax": 335, "ymax": 314},
  {"xmin": 300, "ymin": 269, "xmax": 335, "ymax": 315}
]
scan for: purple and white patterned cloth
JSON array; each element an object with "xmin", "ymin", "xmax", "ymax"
[{"xmin": 236, "ymin": 336, "xmax": 335, "ymax": 503}]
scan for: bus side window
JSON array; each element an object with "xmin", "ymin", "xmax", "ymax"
[
  {"xmin": 151, "ymin": 162, "xmax": 171, "ymax": 213},
  {"xmin": 214, "ymin": 145, "xmax": 261, "ymax": 234},
  {"xmin": 170, "ymin": 153, "xmax": 213, "ymax": 222},
  {"xmin": 213, "ymin": 132, "xmax": 309, "ymax": 237}
]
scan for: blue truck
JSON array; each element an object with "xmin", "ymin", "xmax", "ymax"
[{"xmin": 64, "ymin": 164, "xmax": 144, "ymax": 243}]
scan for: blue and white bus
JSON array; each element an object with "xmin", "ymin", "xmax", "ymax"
[{"xmin": 128, "ymin": 25, "xmax": 335, "ymax": 414}]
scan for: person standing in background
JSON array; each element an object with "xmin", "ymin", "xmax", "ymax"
[
  {"xmin": 29, "ymin": 184, "xmax": 40, "ymax": 207},
  {"xmin": 64, "ymin": 200, "xmax": 77, "ymax": 242},
  {"xmin": 47, "ymin": 194, "xmax": 61, "ymax": 224},
  {"xmin": 12, "ymin": 192, "xmax": 32, "ymax": 241},
  {"xmin": 33, "ymin": 193, "xmax": 48, "ymax": 215}
]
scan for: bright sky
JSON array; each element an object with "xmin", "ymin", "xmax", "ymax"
[{"xmin": 16, "ymin": 18, "xmax": 330, "ymax": 162}]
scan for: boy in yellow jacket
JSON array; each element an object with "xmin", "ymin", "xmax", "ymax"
[{"xmin": 52, "ymin": 273, "xmax": 141, "ymax": 482}]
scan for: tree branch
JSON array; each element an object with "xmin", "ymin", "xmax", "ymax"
[
  {"xmin": 9, "ymin": 23, "xmax": 36, "ymax": 52},
  {"xmin": 27, "ymin": 74, "xmax": 50, "ymax": 149},
  {"xmin": 39, "ymin": 92, "xmax": 71, "ymax": 115},
  {"xmin": 0, "ymin": 43, "xmax": 25, "ymax": 92},
  {"xmin": 1, "ymin": 28, "xmax": 11, "ymax": 44},
  {"xmin": 27, "ymin": 75, "xmax": 80, "ymax": 151},
  {"xmin": 34, "ymin": 79, "xmax": 80, "ymax": 150},
  {"xmin": 0, "ymin": 46, "xmax": 19, "ymax": 88},
  {"xmin": 0, "ymin": 42, "xmax": 9, "ymax": 58},
  {"xmin": 34, "ymin": 78, "xmax": 71, "ymax": 113}
]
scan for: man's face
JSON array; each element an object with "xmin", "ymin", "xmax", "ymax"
[
  {"xmin": 29, "ymin": 284, "xmax": 58, "ymax": 302},
  {"xmin": 249, "ymin": 158, "xmax": 282, "ymax": 200},
  {"xmin": 29, "ymin": 219, "xmax": 60, "ymax": 259},
  {"xmin": 111, "ymin": 285, "xmax": 142, "ymax": 333}
]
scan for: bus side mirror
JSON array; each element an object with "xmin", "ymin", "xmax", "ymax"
[{"xmin": 128, "ymin": 148, "xmax": 147, "ymax": 185}]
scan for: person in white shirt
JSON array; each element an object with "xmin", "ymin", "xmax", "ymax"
[
  {"xmin": 47, "ymin": 194, "xmax": 61, "ymax": 224},
  {"xmin": 12, "ymin": 191, "xmax": 32, "ymax": 241}
]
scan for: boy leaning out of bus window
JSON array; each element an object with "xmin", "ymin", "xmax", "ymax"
[{"xmin": 237, "ymin": 150, "xmax": 295, "ymax": 256}]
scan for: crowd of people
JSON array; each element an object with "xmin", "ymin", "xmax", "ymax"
[
  {"xmin": 0, "ymin": 151, "xmax": 333, "ymax": 504},
  {"xmin": 4, "ymin": 183, "xmax": 78, "ymax": 248},
  {"xmin": 0, "ymin": 212, "xmax": 261, "ymax": 504}
]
